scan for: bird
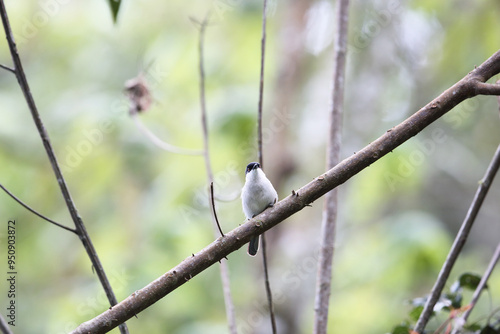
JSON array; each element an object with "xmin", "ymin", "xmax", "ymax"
[{"xmin": 241, "ymin": 162, "xmax": 278, "ymax": 256}]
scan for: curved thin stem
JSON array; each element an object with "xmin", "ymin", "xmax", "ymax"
[
  {"xmin": 214, "ymin": 190, "xmax": 241, "ymax": 202},
  {"xmin": 0, "ymin": 183, "xmax": 77, "ymax": 234},
  {"xmin": 210, "ymin": 182, "xmax": 224, "ymax": 237},
  {"xmin": 130, "ymin": 111, "xmax": 203, "ymax": 156}
]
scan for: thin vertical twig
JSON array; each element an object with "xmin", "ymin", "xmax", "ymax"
[
  {"xmin": 260, "ymin": 233, "xmax": 277, "ymax": 333},
  {"xmin": 196, "ymin": 14, "xmax": 237, "ymax": 334},
  {"xmin": 313, "ymin": 1, "xmax": 350, "ymax": 333},
  {"xmin": 0, "ymin": 2, "xmax": 129, "ymax": 333},
  {"xmin": 256, "ymin": 0, "xmax": 277, "ymax": 333},
  {"xmin": 415, "ymin": 142, "xmax": 500, "ymax": 333},
  {"xmin": 257, "ymin": 0, "xmax": 267, "ymax": 168}
]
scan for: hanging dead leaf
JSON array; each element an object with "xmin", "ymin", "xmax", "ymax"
[{"xmin": 125, "ymin": 73, "xmax": 152, "ymax": 114}]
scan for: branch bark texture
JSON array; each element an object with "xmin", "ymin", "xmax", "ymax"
[
  {"xmin": 72, "ymin": 50, "xmax": 500, "ymax": 334},
  {"xmin": 314, "ymin": 0, "xmax": 349, "ymax": 332}
]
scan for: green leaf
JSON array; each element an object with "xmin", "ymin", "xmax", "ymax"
[
  {"xmin": 458, "ymin": 273, "xmax": 484, "ymax": 291},
  {"xmin": 444, "ymin": 292, "xmax": 463, "ymax": 309},
  {"xmin": 464, "ymin": 323, "xmax": 482, "ymax": 331},
  {"xmin": 391, "ymin": 324, "xmax": 411, "ymax": 334},
  {"xmin": 480, "ymin": 325, "xmax": 500, "ymax": 334},
  {"xmin": 409, "ymin": 306, "xmax": 423, "ymax": 322},
  {"xmin": 108, "ymin": 0, "xmax": 122, "ymax": 22}
]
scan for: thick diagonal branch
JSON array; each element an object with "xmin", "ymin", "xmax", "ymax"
[{"xmin": 71, "ymin": 50, "xmax": 500, "ymax": 334}]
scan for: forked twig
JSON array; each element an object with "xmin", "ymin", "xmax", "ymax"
[
  {"xmin": 0, "ymin": 1, "xmax": 129, "ymax": 333},
  {"xmin": 0, "ymin": 183, "xmax": 76, "ymax": 234},
  {"xmin": 0, "ymin": 63, "xmax": 14, "ymax": 73},
  {"xmin": 415, "ymin": 142, "xmax": 500, "ymax": 333}
]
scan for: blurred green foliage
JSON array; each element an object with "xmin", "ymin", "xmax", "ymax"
[{"xmin": 0, "ymin": 1, "xmax": 500, "ymax": 333}]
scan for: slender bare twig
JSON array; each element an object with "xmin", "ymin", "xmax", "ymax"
[
  {"xmin": 313, "ymin": 1, "xmax": 350, "ymax": 333},
  {"xmin": 130, "ymin": 111, "xmax": 203, "ymax": 155},
  {"xmin": 71, "ymin": 50, "xmax": 500, "ymax": 334},
  {"xmin": 210, "ymin": 182, "xmax": 224, "ymax": 237},
  {"xmin": 415, "ymin": 142, "xmax": 500, "ymax": 333},
  {"xmin": 260, "ymin": 233, "xmax": 277, "ymax": 333},
  {"xmin": 0, "ymin": 314, "xmax": 13, "ymax": 334},
  {"xmin": 474, "ymin": 81, "xmax": 500, "ymax": 95},
  {"xmin": 256, "ymin": 1, "xmax": 277, "ymax": 332},
  {"xmin": 0, "ymin": 2, "xmax": 129, "ymax": 333},
  {"xmin": 197, "ymin": 14, "xmax": 237, "ymax": 334},
  {"xmin": 0, "ymin": 63, "xmax": 14, "ymax": 73},
  {"xmin": 432, "ymin": 317, "xmax": 452, "ymax": 334},
  {"xmin": 451, "ymin": 90, "xmax": 500, "ymax": 334},
  {"xmin": 0, "ymin": 183, "xmax": 77, "ymax": 233},
  {"xmin": 257, "ymin": 0, "xmax": 267, "ymax": 168},
  {"xmin": 451, "ymin": 242, "xmax": 500, "ymax": 334}
]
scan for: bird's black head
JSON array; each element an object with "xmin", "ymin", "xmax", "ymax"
[{"xmin": 245, "ymin": 162, "xmax": 260, "ymax": 174}]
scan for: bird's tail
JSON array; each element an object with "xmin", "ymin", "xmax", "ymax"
[{"xmin": 248, "ymin": 236, "xmax": 259, "ymax": 256}]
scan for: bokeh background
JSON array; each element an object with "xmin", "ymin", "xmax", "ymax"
[{"xmin": 1, "ymin": 0, "xmax": 500, "ymax": 333}]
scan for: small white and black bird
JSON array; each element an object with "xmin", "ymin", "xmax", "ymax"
[{"xmin": 241, "ymin": 162, "xmax": 278, "ymax": 256}]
